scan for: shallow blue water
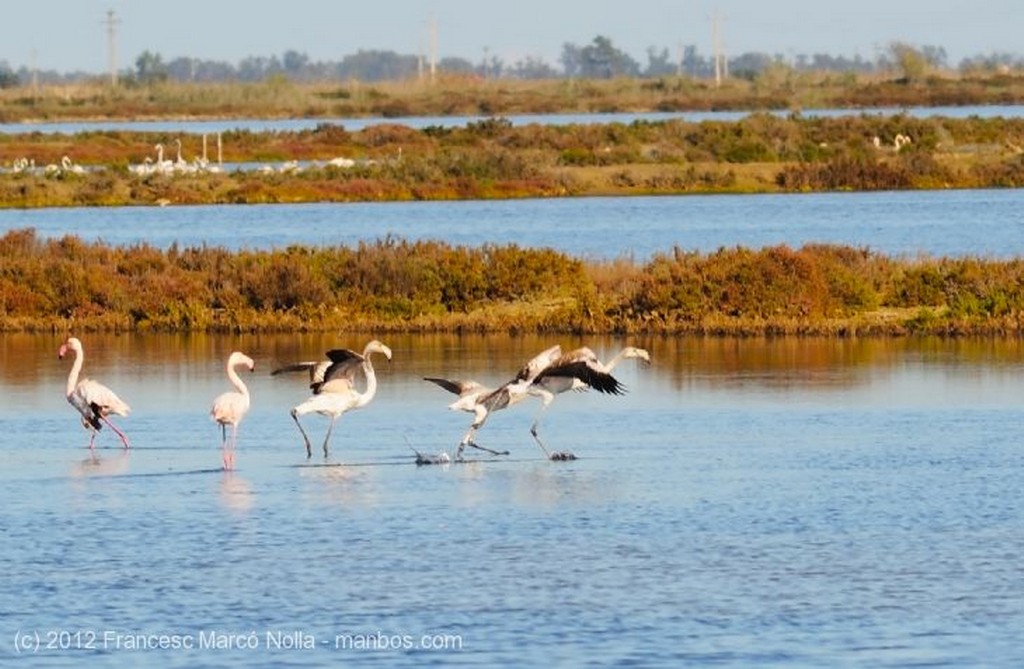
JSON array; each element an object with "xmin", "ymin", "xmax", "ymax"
[
  {"xmin": 1, "ymin": 104, "xmax": 1021, "ymax": 135},
  {"xmin": 2, "ymin": 334, "xmax": 1023, "ymax": 667},
  {"xmin": 2, "ymin": 189, "xmax": 1023, "ymax": 260}
]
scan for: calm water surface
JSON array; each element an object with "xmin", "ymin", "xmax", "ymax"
[
  {"xmin": 1, "ymin": 333, "xmax": 1023, "ymax": 667},
  {"xmin": 2, "ymin": 189, "xmax": 1023, "ymax": 259},
  {"xmin": 2, "ymin": 105, "xmax": 1022, "ymax": 135}
]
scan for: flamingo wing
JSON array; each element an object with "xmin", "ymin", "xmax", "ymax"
[
  {"xmin": 512, "ymin": 345, "xmax": 563, "ymax": 383},
  {"xmin": 77, "ymin": 378, "xmax": 131, "ymax": 416},
  {"xmin": 535, "ymin": 360, "xmax": 625, "ymax": 395},
  {"xmin": 424, "ymin": 377, "xmax": 486, "ymax": 397},
  {"xmin": 211, "ymin": 391, "xmax": 249, "ymax": 425},
  {"xmin": 322, "ymin": 349, "xmax": 366, "ymax": 385}
]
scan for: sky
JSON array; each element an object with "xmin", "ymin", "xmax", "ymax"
[{"xmin": 2, "ymin": 0, "xmax": 1021, "ymax": 74}]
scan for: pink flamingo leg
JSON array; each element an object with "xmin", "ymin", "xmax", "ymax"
[{"xmin": 101, "ymin": 417, "xmax": 131, "ymax": 449}]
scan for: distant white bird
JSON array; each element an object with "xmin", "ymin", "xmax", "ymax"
[
  {"xmin": 526, "ymin": 346, "xmax": 647, "ymax": 455},
  {"xmin": 60, "ymin": 155, "xmax": 86, "ymax": 175},
  {"xmin": 153, "ymin": 143, "xmax": 174, "ymax": 173},
  {"xmin": 58, "ymin": 337, "xmax": 131, "ymax": 449},
  {"xmin": 210, "ymin": 351, "xmax": 255, "ymax": 470},
  {"xmin": 273, "ymin": 340, "xmax": 392, "ymax": 459}
]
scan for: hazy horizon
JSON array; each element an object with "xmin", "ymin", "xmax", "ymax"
[{"xmin": 2, "ymin": 1, "xmax": 1021, "ymax": 74}]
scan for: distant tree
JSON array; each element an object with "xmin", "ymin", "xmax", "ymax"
[
  {"xmin": 135, "ymin": 50, "xmax": 168, "ymax": 84},
  {"xmin": 336, "ymin": 50, "xmax": 418, "ymax": 81},
  {"xmin": 888, "ymin": 42, "xmax": 943, "ymax": 82},
  {"xmin": 561, "ymin": 36, "xmax": 639, "ymax": 78},
  {"xmin": 508, "ymin": 56, "xmax": 557, "ymax": 80},
  {"xmin": 439, "ymin": 56, "xmax": 476, "ymax": 74},
  {"xmin": 959, "ymin": 51, "xmax": 1024, "ymax": 74},
  {"xmin": 282, "ymin": 50, "xmax": 310, "ymax": 77},
  {"xmin": 681, "ymin": 45, "xmax": 704, "ymax": 78},
  {"xmin": 560, "ymin": 43, "xmax": 583, "ymax": 77},
  {"xmin": 731, "ymin": 52, "xmax": 777, "ymax": 81},
  {"xmin": 644, "ymin": 46, "xmax": 677, "ymax": 76},
  {"xmin": 0, "ymin": 61, "xmax": 18, "ymax": 88}
]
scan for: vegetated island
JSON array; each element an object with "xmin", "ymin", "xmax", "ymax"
[
  {"xmin": 1, "ymin": 112, "xmax": 1023, "ymax": 207},
  {"xmin": 3, "ymin": 74, "xmax": 1024, "ymax": 206},
  {"xmin": 2, "ymin": 77, "xmax": 1023, "ymax": 337},
  {"xmin": 3, "ymin": 229, "xmax": 1022, "ymax": 337}
]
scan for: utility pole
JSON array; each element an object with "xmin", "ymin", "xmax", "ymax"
[
  {"xmin": 103, "ymin": 9, "xmax": 121, "ymax": 87},
  {"xmin": 710, "ymin": 10, "xmax": 725, "ymax": 87},
  {"xmin": 428, "ymin": 13, "xmax": 438, "ymax": 84}
]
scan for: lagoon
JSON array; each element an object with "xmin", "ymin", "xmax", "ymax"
[
  {"xmin": 1, "ymin": 333, "xmax": 1023, "ymax": 666},
  {"xmin": 2, "ymin": 189, "xmax": 1023, "ymax": 260}
]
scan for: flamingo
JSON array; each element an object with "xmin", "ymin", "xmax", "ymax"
[
  {"xmin": 210, "ymin": 351, "xmax": 255, "ymax": 470},
  {"xmin": 272, "ymin": 340, "xmax": 392, "ymax": 459},
  {"xmin": 424, "ymin": 344, "xmax": 564, "ymax": 460},
  {"xmin": 526, "ymin": 346, "xmax": 648, "ymax": 457},
  {"xmin": 153, "ymin": 143, "xmax": 174, "ymax": 173},
  {"xmin": 60, "ymin": 155, "xmax": 86, "ymax": 175},
  {"xmin": 58, "ymin": 337, "xmax": 131, "ymax": 449}
]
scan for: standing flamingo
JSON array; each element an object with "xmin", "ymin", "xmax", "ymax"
[
  {"xmin": 58, "ymin": 337, "xmax": 131, "ymax": 449},
  {"xmin": 526, "ymin": 346, "xmax": 647, "ymax": 457},
  {"xmin": 210, "ymin": 351, "xmax": 255, "ymax": 470},
  {"xmin": 272, "ymin": 340, "xmax": 392, "ymax": 459}
]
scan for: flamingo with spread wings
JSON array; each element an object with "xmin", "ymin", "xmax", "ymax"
[
  {"xmin": 425, "ymin": 344, "xmax": 628, "ymax": 460},
  {"xmin": 526, "ymin": 346, "xmax": 648, "ymax": 455},
  {"xmin": 273, "ymin": 340, "xmax": 392, "ymax": 459}
]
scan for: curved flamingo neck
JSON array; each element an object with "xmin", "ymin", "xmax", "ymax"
[
  {"xmin": 227, "ymin": 360, "xmax": 250, "ymax": 399},
  {"xmin": 356, "ymin": 360, "xmax": 378, "ymax": 408},
  {"xmin": 66, "ymin": 346, "xmax": 83, "ymax": 397},
  {"xmin": 604, "ymin": 349, "xmax": 631, "ymax": 372}
]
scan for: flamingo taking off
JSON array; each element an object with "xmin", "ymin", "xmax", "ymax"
[
  {"xmin": 272, "ymin": 340, "xmax": 392, "ymax": 459},
  {"xmin": 424, "ymin": 344, "xmax": 572, "ymax": 460},
  {"xmin": 210, "ymin": 351, "xmax": 255, "ymax": 470},
  {"xmin": 526, "ymin": 346, "xmax": 648, "ymax": 457},
  {"xmin": 58, "ymin": 337, "xmax": 131, "ymax": 449}
]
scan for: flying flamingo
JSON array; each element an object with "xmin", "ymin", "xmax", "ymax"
[
  {"xmin": 424, "ymin": 344, "xmax": 567, "ymax": 460},
  {"xmin": 272, "ymin": 340, "xmax": 392, "ymax": 459},
  {"xmin": 210, "ymin": 351, "xmax": 255, "ymax": 470},
  {"xmin": 526, "ymin": 346, "xmax": 647, "ymax": 457},
  {"xmin": 58, "ymin": 337, "xmax": 131, "ymax": 449}
]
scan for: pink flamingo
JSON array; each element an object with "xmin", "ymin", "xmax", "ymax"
[
  {"xmin": 210, "ymin": 351, "xmax": 255, "ymax": 470},
  {"xmin": 58, "ymin": 337, "xmax": 131, "ymax": 449}
]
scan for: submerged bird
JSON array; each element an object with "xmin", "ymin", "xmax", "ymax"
[
  {"xmin": 425, "ymin": 344, "xmax": 620, "ymax": 460},
  {"xmin": 526, "ymin": 346, "xmax": 648, "ymax": 455},
  {"xmin": 210, "ymin": 351, "xmax": 255, "ymax": 470},
  {"xmin": 272, "ymin": 340, "xmax": 392, "ymax": 459},
  {"xmin": 58, "ymin": 337, "xmax": 131, "ymax": 449}
]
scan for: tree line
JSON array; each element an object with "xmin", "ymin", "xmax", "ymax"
[{"xmin": 2, "ymin": 36, "xmax": 1022, "ymax": 89}]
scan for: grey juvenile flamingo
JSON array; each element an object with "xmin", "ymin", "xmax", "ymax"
[{"xmin": 273, "ymin": 340, "xmax": 392, "ymax": 459}]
